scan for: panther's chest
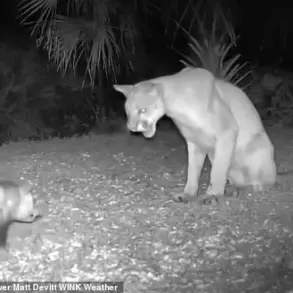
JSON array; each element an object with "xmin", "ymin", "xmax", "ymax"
[{"xmin": 171, "ymin": 116, "xmax": 215, "ymax": 151}]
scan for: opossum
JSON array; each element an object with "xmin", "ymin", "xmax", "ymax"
[{"xmin": 0, "ymin": 180, "xmax": 41, "ymax": 248}]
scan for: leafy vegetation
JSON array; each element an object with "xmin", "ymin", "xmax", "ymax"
[
  {"xmin": 0, "ymin": 0, "xmax": 288, "ymax": 143},
  {"xmin": 0, "ymin": 44, "xmax": 55, "ymax": 142},
  {"xmin": 17, "ymin": 0, "xmax": 148, "ymax": 87},
  {"xmin": 178, "ymin": 2, "xmax": 251, "ymax": 88},
  {"xmin": 13, "ymin": 0, "xmax": 171, "ymax": 139}
]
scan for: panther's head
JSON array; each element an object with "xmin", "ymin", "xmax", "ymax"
[{"xmin": 114, "ymin": 82, "xmax": 165, "ymax": 138}]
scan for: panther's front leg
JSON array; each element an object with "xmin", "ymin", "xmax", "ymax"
[
  {"xmin": 201, "ymin": 128, "xmax": 238, "ymax": 205},
  {"xmin": 172, "ymin": 141, "xmax": 206, "ymax": 203}
]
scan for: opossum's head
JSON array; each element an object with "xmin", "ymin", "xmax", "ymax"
[
  {"xmin": 0, "ymin": 181, "xmax": 40, "ymax": 223},
  {"xmin": 17, "ymin": 183, "xmax": 40, "ymax": 222}
]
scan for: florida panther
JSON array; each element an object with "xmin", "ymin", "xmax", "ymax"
[{"xmin": 113, "ymin": 67, "xmax": 277, "ymax": 204}]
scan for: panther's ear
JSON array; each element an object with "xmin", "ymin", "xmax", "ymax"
[
  {"xmin": 113, "ymin": 84, "xmax": 133, "ymax": 98},
  {"xmin": 152, "ymin": 83, "xmax": 164, "ymax": 98}
]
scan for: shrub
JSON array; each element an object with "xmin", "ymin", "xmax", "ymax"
[{"xmin": 180, "ymin": 4, "xmax": 251, "ymax": 89}]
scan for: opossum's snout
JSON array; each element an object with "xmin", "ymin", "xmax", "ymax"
[
  {"xmin": 17, "ymin": 209, "xmax": 42, "ymax": 223},
  {"xmin": 17, "ymin": 185, "xmax": 43, "ymax": 222},
  {"xmin": 28, "ymin": 209, "xmax": 42, "ymax": 222}
]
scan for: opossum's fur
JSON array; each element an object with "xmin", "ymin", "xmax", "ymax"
[{"xmin": 0, "ymin": 180, "xmax": 40, "ymax": 248}]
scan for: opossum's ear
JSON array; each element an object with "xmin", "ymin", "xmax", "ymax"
[
  {"xmin": 19, "ymin": 182, "xmax": 32, "ymax": 195},
  {"xmin": 0, "ymin": 186, "xmax": 4, "ymax": 202}
]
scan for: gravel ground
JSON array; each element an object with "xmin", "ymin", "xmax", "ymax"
[{"xmin": 0, "ymin": 127, "xmax": 292, "ymax": 293}]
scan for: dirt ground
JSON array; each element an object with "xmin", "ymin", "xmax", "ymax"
[{"xmin": 0, "ymin": 125, "xmax": 292, "ymax": 293}]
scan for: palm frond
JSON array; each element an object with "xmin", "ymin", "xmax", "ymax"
[
  {"xmin": 18, "ymin": 0, "xmax": 141, "ymax": 87},
  {"xmin": 181, "ymin": 4, "xmax": 251, "ymax": 89},
  {"xmin": 18, "ymin": 0, "xmax": 57, "ymax": 35}
]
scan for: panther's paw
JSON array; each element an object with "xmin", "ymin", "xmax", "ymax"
[{"xmin": 172, "ymin": 192, "xmax": 197, "ymax": 203}]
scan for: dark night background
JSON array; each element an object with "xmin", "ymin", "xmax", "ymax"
[
  {"xmin": 0, "ymin": 0, "xmax": 292, "ymax": 143},
  {"xmin": 2, "ymin": 1, "xmax": 293, "ymax": 286}
]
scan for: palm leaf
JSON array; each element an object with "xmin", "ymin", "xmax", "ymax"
[
  {"xmin": 181, "ymin": 4, "xmax": 251, "ymax": 89},
  {"xmin": 18, "ymin": 0, "xmax": 140, "ymax": 87}
]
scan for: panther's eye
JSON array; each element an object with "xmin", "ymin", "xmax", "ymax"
[{"xmin": 138, "ymin": 108, "xmax": 146, "ymax": 114}]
